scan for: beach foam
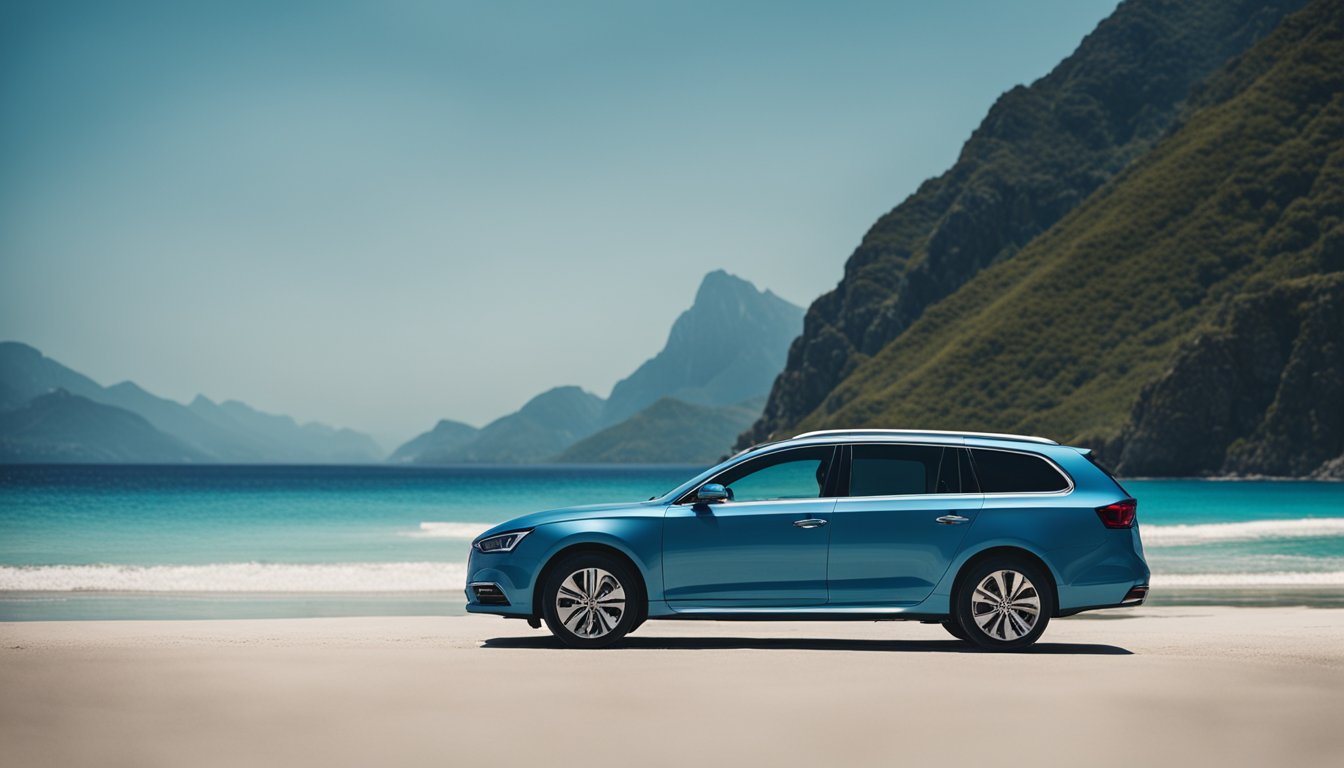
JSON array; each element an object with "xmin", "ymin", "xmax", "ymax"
[
  {"xmin": 1151, "ymin": 571, "xmax": 1344, "ymax": 587},
  {"xmin": 5, "ymin": 562, "xmax": 1343, "ymax": 594},
  {"xmin": 406, "ymin": 522, "xmax": 494, "ymax": 540},
  {"xmin": 1141, "ymin": 517, "xmax": 1344, "ymax": 547},
  {"xmin": 0, "ymin": 562, "xmax": 469, "ymax": 592}
]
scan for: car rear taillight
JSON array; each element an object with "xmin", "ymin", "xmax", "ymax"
[{"xmin": 1096, "ymin": 498, "xmax": 1137, "ymax": 529}]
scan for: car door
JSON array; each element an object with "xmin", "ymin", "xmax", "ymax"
[
  {"xmin": 663, "ymin": 445, "xmax": 838, "ymax": 609},
  {"xmin": 827, "ymin": 443, "xmax": 984, "ymax": 605}
]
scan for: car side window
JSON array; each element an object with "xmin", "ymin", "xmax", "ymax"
[
  {"xmin": 969, "ymin": 448, "xmax": 1070, "ymax": 493},
  {"xmin": 710, "ymin": 446, "xmax": 834, "ymax": 502},
  {"xmin": 849, "ymin": 444, "xmax": 958, "ymax": 496}
]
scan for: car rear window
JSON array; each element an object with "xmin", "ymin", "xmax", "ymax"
[{"xmin": 969, "ymin": 449, "xmax": 1070, "ymax": 493}]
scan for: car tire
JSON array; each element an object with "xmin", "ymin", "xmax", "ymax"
[
  {"xmin": 941, "ymin": 620, "xmax": 969, "ymax": 642},
  {"xmin": 954, "ymin": 555, "xmax": 1053, "ymax": 652},
  {"xmin": 541, "ymin": 552, "xmax": 640, "ymax": 649}
]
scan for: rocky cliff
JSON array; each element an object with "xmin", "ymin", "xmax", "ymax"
[
  {"xmin": 739, "ymin": 0, "xmax": 1308, "ymax": 449},
  {"xmin": 1116, "ymin": 274, "xmax": 1344, "ymax": 478}
]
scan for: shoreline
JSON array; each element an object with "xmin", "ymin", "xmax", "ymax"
[
  {"xmin": 6, "ymin": 585, "xmax": 1344, "ymax": 622},
  {"xmin": 3, "ymin": 607, "xmax": 1344, "ymax": 767}
]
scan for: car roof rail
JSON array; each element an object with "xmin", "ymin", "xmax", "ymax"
[{"xmin": 789, "ymin": 428, "xmax": 1059, "ymax": 446}]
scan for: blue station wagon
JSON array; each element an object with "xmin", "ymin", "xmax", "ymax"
[{"xmin": 466, "ymin": 430, "xmax": 1150, "ymax": 650}]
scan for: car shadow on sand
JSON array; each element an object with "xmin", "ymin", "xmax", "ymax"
[{"xmin": 482, "ymin": 635, "xmax": 1132, "ymax": 655}]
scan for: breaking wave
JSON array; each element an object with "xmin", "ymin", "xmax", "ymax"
[
  {"xmin": 0, "ymin": 562, "xmax": 469, "ymax": 592},
  {"xmin": 1141, "ymin": 518, "xmax": 1344, "ymax": 547},
  {"xmin": 405, "ymin": 522, "xmax": 494, "ymax": 540},
  {"xmin": 1151, "ymin": 571, "xmax": 1344, "ymax": 587}
]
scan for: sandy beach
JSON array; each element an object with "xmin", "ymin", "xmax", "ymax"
[{"xmin": 3, "ymin": 606, "xmax": 1343, "ymax": 767}]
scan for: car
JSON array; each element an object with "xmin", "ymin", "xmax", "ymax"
[{"xmin": 465, "ymin": 429, "xmax": 1150, "ymax": 651}]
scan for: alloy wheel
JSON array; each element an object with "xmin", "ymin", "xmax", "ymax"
[
  {"xmin": 970, "ymin": 569, "xmax": 1040, "ymax": 641},
  {"xmin": 554, "ymin": 567, "xmax": 626, "ymax": 638}
]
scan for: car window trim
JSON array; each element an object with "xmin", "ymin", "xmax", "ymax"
[
  {"xmin": 673, "ymin": 445, "xmax": 840, "ymax": 506},
  {"xmin": 842, "ymin": 442, "xmax": 983, "ymax": 498}
]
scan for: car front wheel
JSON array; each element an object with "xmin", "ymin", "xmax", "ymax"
[
  {"xmin": 941, "ymin": 620, "xmax": 969, "ymax": 642},
  {"xmin": 954, "ymin": 556, "xmax": 1053, "ymax": 651},
  {"xmin": 541, "ymin": 552, "xmax": 639, "ymax": 649}
]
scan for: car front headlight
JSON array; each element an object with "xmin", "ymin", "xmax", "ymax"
[{"xmin": 473, "ymin": 529, "xmax": 532, "ymax": 553}]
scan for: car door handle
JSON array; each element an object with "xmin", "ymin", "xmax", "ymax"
[
  {"xmin": 935, "ymin": 514, "xmax": 970, "ymax": 525},
  {"xmin": 793, "ymin": 518, "xmax": 829, "ymax": 529}
]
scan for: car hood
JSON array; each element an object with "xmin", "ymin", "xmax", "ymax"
[{"xmin": 477, "ymin": 500, "xmax": 665, "ymax": 540}]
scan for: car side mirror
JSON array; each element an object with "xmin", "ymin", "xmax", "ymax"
[{"xmin": 696, "ymin": 483, "xmax": 730, "ymax": 503}]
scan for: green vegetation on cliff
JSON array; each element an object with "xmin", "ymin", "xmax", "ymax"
[
  {"xmin": 740, "ymin": 0, "xmax": 1309, "ymax": 449},
  {"xmin": 793, "ymin": 0, "xmax": 1342, "ymax": 469},
  {"xmin": 1117, "ymin": 273, "xmax": 1343, "ymax": 477}
]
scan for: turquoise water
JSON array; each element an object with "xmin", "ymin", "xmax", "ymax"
[{"xmin": 1, "ymin": 465, "xmax": 1341, "ymax": 619}]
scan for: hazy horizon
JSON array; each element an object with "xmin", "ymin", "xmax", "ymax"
[{"xmin": 0, "ymin": 0, "xmax": 1118, "ymax": 448}]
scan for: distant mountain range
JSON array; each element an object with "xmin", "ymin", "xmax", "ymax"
[
  {"xmin": 0, "ymin": 389, "xmax": 206, "ymax": 464},
  {"xmin": 391, "ymin": 271, "xmax": 803, "ymax": 464},
  {"xmin": 602, "ymin": 271, "xmax": 804, "ymax": 425},
  {"xmin": 738, "ymin": 0, "xmax": 1342, "ymax": 478},
  {"xmin": 0, "ymin": 342, "xmax": 381, "ymax": 463},
  {"xmin": 1, "ymin": 270, "xmax": 800, "ymax": 466}
]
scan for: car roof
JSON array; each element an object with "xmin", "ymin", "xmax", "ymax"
[
  {"xmin": 668, "ymin": 429, "xmax": 1077, "ymax": 503},
  {"xmin": 722, "ymin": 429, "xmax": 1068, "ymax": 467},
  {"xmin": 741, "ymin": 429, "xmax": 1062, "ymax": 455}
]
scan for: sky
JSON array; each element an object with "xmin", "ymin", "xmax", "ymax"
[{"xmin": 0, "ymin": 0, "xmax": 1118, "ymax": 449}]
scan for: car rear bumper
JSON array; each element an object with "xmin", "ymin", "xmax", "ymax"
[{"xmin": 1056, "ymin": 583, "xmax": 1149, "ymax": 617}]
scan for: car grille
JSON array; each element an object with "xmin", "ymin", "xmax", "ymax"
[{"xmin": 470, "ymin": 582, "xmax": 510, "ymax": 606}]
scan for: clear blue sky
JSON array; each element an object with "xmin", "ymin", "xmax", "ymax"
[{"xmin": 0, "ymin": 0, "xmax": 1117, "ymax": 448}]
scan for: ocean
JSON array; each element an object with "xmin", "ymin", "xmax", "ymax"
[{"xmin": 1, "ymin": 465, "xmax": 1341, "ymax": 620}]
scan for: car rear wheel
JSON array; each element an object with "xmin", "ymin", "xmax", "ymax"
[
  {"xmin": 954, "ymin": 556, "xmax": 1053, "ymax": 651},
  {"xmin": 941, "ymin": 620, "xmax": 969, "ymax": 642},
  {"xmin": 541, "ymin": 552, "xmax": 639, "ymax": 649}
]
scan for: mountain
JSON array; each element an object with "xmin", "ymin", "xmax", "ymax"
[
  {"xmin": 0, "ymin": 341, "xmax": 382, "ymax": 463},
  {"xmin": 0, "ymin": 341, "xmax": 107, "ymax": 409},
  {"xmin": 100, "ymin": 381, "xmax": 267, "ymax": 461},
  {"xmin": 603, "ymin": 271, "xmax": 803, "ymax": 425},
  {"xmin": 739, "ymin": 0, "xmax": 1310, "ymax": 449},
  {"xmin": 558, "ymin": 397, "xmax": 762, "ymax": 464},
  {"xmin": 387, "ymin": 419, "xmax": 479, "ymax": 463},
  {"xmin": 0, "ymin": 389, "xmax": 203, "ymax": 463},
  {"xmin": 394, "ymin": 270, "xmax": 800, "ymax": 464},
  {"xmin": 775, "ymin": 0, "xmax": 1343, "ymax": 476},
  {"xmin": 189, "ymin": 396, "xmax": 382, "ymax": 463},
  {"xmin": 438, "ymin": 386, "xmax": 605, "ymax": 464}
]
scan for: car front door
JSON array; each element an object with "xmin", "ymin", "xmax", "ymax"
[
  {"xmin": 663, "ymin": 445, "xmax": 838, "ymax": 610},
  {"xmin": 827, "ymin": 443, "xmax": 984, "ymax": 605}
]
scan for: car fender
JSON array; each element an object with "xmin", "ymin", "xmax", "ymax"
[
  {"xmin": 927, "ymin": 536, "xmax": 1065, "ymax": 607},
  {"xmin": 532, "ymin": 517, "xmax": 665, "ymax": 601}
]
